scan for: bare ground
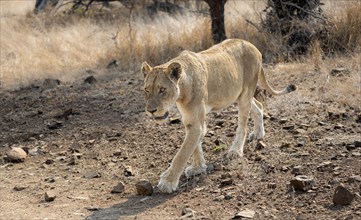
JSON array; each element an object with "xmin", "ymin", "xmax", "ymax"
[{"xmin": 0, "ymin": 61, "xmax": 360, "ymax": 220}]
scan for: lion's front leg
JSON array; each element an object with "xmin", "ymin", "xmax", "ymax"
[
  {"xmin": 184, "ymin": 142, "xmax": 207, "ymax": 178},
  {"xmin": 157, "ymin": 123, "xmax": 203, "ymax": 193},
  {"xmin": 184, "ymin": 122, "xmax": 207, "ymax": 178}
]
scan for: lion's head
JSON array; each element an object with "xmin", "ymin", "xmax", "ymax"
[{"xmin": 141, "ymin": 61, "xmax": 182, "ymax": 120}]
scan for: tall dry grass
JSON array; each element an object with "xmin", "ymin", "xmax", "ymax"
[{"xmin": 0, "ymin": 0, "xmax": 360, "ymax": 90}]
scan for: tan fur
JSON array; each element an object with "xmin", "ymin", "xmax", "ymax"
[{"xmin": 141, "ymin": 39, "xmax": 295, "ymax": 193}]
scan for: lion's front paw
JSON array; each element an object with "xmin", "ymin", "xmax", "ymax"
[
  {"xmin": 227, "ymin": 150, "xmax": 243, "ymax": 159},
  {"xmin": 184, "ymin": 164, "xmax": 207, "ymax": 178},
  {"xmin": 157, "ymin": 169, "xmax": 179, "ymax": 193},
  {"xmin": 248, "ymin": 130, "xmax": 265, "ymax": 141}
]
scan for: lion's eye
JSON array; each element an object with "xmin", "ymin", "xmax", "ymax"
[
  {"xmin": 144, "ymin": 88, "xmax": 149, "ymax": 93},
  {"xmin": 159, "ymin": 87, "xmax": 166, "ymax": 94}
]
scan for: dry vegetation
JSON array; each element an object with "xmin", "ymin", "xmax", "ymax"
[{"xmin": 0, "ymin": 0, "xmax": 360, "ymax": 91}]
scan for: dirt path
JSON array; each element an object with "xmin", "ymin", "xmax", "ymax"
[{"xmin": 1, "ymin": 63, "xmax": 360, "ymax": 219}]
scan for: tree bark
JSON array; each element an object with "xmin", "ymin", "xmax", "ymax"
[{"xmin": 204, "ymin": 0, "xmax": 228, "ymax": 44}]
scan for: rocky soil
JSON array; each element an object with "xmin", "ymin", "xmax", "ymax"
[{"xmin": 0, "ymin": 62, "xmax": 360, "ymax": 220}]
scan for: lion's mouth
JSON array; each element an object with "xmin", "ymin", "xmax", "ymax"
[{"xmin": 154, "ymin": 111, "xmax": 169, "ymax": 120}]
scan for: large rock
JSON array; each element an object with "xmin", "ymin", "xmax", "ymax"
[
  {"xmin": 135, "ymin": 180, "xmax": 153, "ymax": 196},
  {"xmin": 233, "ymin": 209, "xmax": 255, "ymax": 219},
  {"xmin": 333, "ymin": 185, "xmax": 355, "ymax": 205},
  {"xmin": 111, "ymin": 182, "xmax": 125, "ymax": 194},
  {"xmin": 290, "ymin": 175, "xmax": 315, "ymax": 191},
  {"xmin": 5, "ymin": 147, "xmax": 27, "ymax": 163}
]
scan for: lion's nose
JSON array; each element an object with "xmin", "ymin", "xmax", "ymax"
[{"xmin": 147, "ymin": 108, "xmax": 157, "ymax": 114}]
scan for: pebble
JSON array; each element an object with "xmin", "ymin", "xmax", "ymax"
[
  {"xmin": 169, "ymin": 117, "xmax": 181, "ymax": 124},
  {"xmin": 84, "ymin": 171, "xmax": 101, "ymax": 179},
  {"xmin": 213, "ymin": 163, "xmax": 223, "ymax": 171},
  {"xmin": 256, "ymin": 141, "xmax": 266, "ymax": 150},
  {"xmin": 135, "ymin": 180, "xmax": 153, "ymax": 196},
  {"xmin": 333, "ymin": 185, "xmax": 355, "ymax": 205},
  {"xmin": 181, "ymin": 207, "xmax": 195, "ymax": 217},
  {"xmin": 330, "ymin": 68, "xmax": 349, "ymax": 77},
  {"xmin": 354, "ymin": 140, "xmax": 361, "ymax": 148},
  {"xmin": 86, "ymin": 206, "xmax": 101, "ymax": 211},
  {"xmin": 348, "ymin": 175, "xmax": 361, "ymax": 183},
  {"xmin": 13, "ymin": 185, "xmax": 27, "ymax": 191},
  {"xmin": 317, "ymin": 161, "xmax": 333, "ymax": 172},
  {"xmin": 124, "ymin": 165, "xmax": 135, "ymax": 176},
  {"xmin": 111, "ymin": 182, "xmax": 125, "ymax": 194},
  {"xmin": 45, "ymin": 159, "xmax": 54, "ymax": 165},
  {"xmin": 5, "ymin": 147, "xmax": 27, "ymax": 163},
  {"xmin": 290, "ymin": 175, "xmax": 315, "ymax": 191},
  {"xmin": 291, "ymin": 165, "xmax": 303, "ymax": 175},
  {"xmin": 44, "ymin": 191, "xmax": 56, "ymax": 202}
]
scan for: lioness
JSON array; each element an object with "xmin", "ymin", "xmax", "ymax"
[{"xmin": 141, "ymin": 39, "xmax": 295, "ymax": 193}]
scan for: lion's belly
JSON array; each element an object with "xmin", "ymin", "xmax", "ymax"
[{"xmin": 206, "ymin": 82, "xmax": 243, "ymax": 113}]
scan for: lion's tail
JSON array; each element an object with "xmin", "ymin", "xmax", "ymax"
[{"xmin": 258, "ymin": 67, "xmax": 296, "ymax": 96}]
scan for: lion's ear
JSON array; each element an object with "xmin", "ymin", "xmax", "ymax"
[
  {"xmin": 168, "ymin": 62, "xmax": 182, "ymax": 81},
  {"xmin": 141, "ymin": 61, "xmax": 152, "ymax": 78}
]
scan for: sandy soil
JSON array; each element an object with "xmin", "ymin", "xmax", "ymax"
[{"xmin": 0, "ymin": 62, "xmax": 360, "ymax": 220}]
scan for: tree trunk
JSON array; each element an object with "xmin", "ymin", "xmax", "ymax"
[{"xmin": 204, "ymin": 0, "xmax": 228, "ymax": 44}]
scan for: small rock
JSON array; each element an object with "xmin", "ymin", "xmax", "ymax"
[
  {"xmin": 214, "ymin": 195, "xmax": 225, "ymax": 201},
  {"xmin": 111, "ymin": 182, "xmax": 125, "ymax": 194},
  {"xmin": 44, "ymin": 177, "xmax": 55, "ymax": 183},
  {"xmin": 84, "ymin": 76, "xmax": 97, "ymax": 84},
  {"xmin": 333, "ymin": 185, "xmax": 355, "ymax": 205},
  {"xmin": 348, "ymin": 175, "xmax": 361, "ymax": 183},
  {"xmin": 106, "ymin": 59, "xmax": 118, "ymax": 69},
  {"xmin": 13, "ymin": 186, "xmax": 26, "ymax": 191},
  {"xmin": 296, "ymin": 213, "xmax": 308, "ymax": 220},
  {"xmin": 47, "ymin": 121, "xmax": 63, "ymax": 130},
  {"xmin": 297, "ymin": 139, "xmax": 306, "ymax": 147},
  {"xmin": 256, "ymin": 141, "xmax": 266, "ymax": 150},
  {"xmin": 279, "ymin": 118, "xmax": 288, "ymax": 124},
  {"xmin": 224, "ymin": 194, "xmax": 233, "ymax": 200},
  {"xmin": 86, "ymin": 206, "xmax": 101, "ymax": 211},
  {"xmin": 330, "ymin": 68, "xmax": 349, "ymax": 77},
  {"xmin": 233, "ymin": 209, "xmax": 255, "ymax": 219},
  {"xmin": 84, "ymin": 171, "xmax": 101, "ymax": 179},
  {"xmin": 113, "ymin": 151, "xmax": 122, "ymax": 156},
  {"xmin": 44, "ymin": 191, "xmax": 56, "ymax": 202},
  {"xmin": 44, "ymin": 159, "xmax": 54, "ymax": 165},
  {"xmin": 220, "ymin": 178, "xmax": 233, "ymax": 186},
  {"xmin": 290, "ymin": 175, "xmax": 315, "ymax": 191},
  {"xmin": 181, "ymin": 207, "xmax": 195, "ymax": 217},
  {"xmin": 67, "ymin": 156, "xmax": 77, "ymax": 166},
  {"xmin": 214, "ymin": 163, "xmax": 223, "ymax": 171},
  {"xmin": 291, "ymin": 165, "xmax": 303, "ymax": 175},
  {"xmin": 351, "ymin": 152, "xmax": 360, "ymax": 157},
  {"xmin": 169, "ymin": 117, "xmax": 181, "ymax": 124},
  {"xmin": 354, "ymin": 140, "xmax": 361, "ymax": 148},
  {"xmin": 267, "ymin": 183, "xmax": 277, "ymax": 189},
  {"xmin": 282, "ymin": 124, "xmax": 294, "ymax": 130},
  {"xmin": 317, "ymin": 161, "xmax": 333, "ymax": 172},
  {"xmin": 124, "ymin": 166, "xmax": 134, "ymax": 176},
  {"xmin": 135, "ymin": 180, "xmax": 153, "ymax": 196},
  {"xmin": 5, "ymin": 147, "xmax": 27, "ymax": 163}
]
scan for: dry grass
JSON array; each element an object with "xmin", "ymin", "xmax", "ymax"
[
  {"xmin": 324, "ymin": 2, "xmax": 361, "ymax": 54},
  {"xmin": 0, "ymin": 0, "xmax": 360, "ymax": 90}
]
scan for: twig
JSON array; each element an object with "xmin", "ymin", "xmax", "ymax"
[{"xmin": 281, "ymin": 1, "xmax": 328, "ymax": 23}]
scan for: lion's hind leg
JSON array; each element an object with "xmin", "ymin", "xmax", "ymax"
[{"xmin": 249, "ymin": 98, "xmax": 265, "ymax": 141}]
